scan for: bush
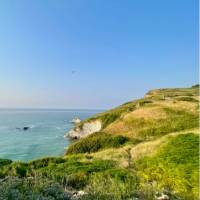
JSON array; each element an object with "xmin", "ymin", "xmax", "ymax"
[
  {"xmin": 192, "ymin": 84, "xmax": 199, "ymax": 88},
  {"xmin": 15, "ymin": 165, "xmax": 27, "ymax": 177},
  {"xmin": 0, "ymin": 158, "xmax": 12, "ymax": 167},
  {"xmin": 65, "ymin": 172, "xmax": 88, "ymax": 189},
  {"xmin": 66, "ymin": 132, "xmax": 128, "ymax": 154}
]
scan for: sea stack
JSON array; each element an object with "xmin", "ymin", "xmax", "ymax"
[{"xmin": 71, "ymin": 118, "xmax": 81, "ymax": 124}]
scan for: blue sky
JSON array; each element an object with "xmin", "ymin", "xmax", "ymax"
[{"xmin": 0, "ymin": 0, "xmax": 198, "ymax": 109}]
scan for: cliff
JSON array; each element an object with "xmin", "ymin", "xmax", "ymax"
[
  {"xmin": 66, "ymin": 120, "xmax": 102, "ymax": 139},
  {"xmin": 66, "ymin": 85, "xmax": 199, "ymax": 140},
  {"xmin": 0, "ymin": 85, "xmax": 199, "ymax": 200}
]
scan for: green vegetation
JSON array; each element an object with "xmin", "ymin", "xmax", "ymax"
[
  {"xmin": 137, "ymin": 108, "xmax": 199, "ymax": 139},
  {"xmin": 136, "ymin": 133, "xmax": 199, "ymax": 200},
  {"xmin": 176, "ymin": 96, "xmax": 198, "ymax": 102},
  {"xmin": 82, "ymin": 169, "xmax": 137, "ymax": 200},
  {"xmin": 0, "ymin": 156, "xmax": 138, "ymax": 199},
  {"xmin": 66, "ymin": 132, "xmax": 128, "ymax": 154},
  {"xmin": 146, "ymin": 86, "xmax": 199, "ymax": 98},
  {"xmin": 0, "ymin": 158, "xmax": 12, "ymax": 167},
  {"xmin": 87, "ymin": 99, "xmax": 154, "ymax": 129},
  {"xmin": 0, "ymin": 85, "xmax": 199, "ymax": 199},
  {"xmin": 192, "ymin": 84, "xmax": 199, "ymax": 88},
  {"xmin": 0, "ymin": 177, "xmax": 68, "ymax": 200}
]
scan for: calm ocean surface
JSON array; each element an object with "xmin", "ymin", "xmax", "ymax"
[{"xmin": 0, "ymin": 109, "xmax": 101, "ymax": 161}]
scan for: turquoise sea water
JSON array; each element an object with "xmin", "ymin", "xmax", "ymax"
[{"xmin": 0, "ymin": 109, "xmax": 101, "ymax": 161}]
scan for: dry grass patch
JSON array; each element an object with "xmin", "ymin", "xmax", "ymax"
[
  {"xmin": 155, "ymin": 100, "xmax": 198, "ymax": 113},
  {"xmin": 123, "ymin": 106, "xmax": 167, "ymax": 120},
  {"xmin": 104, "ymin": 121, "xmax": 130, "ymax": 136}
]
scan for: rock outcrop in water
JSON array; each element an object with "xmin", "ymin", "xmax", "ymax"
[
  {"xmin": 65, "ymin": 120, "xmax": 102, "ymax": 139},
  {"xmin": 70, "ymin": 118, "xmax": 81, "ymax": 124},
  {"xmin": 16, "ymin": 127, "xmax": 30, "ymax": 131},
  {"xmin": 23, "ymin": 127, "xmax": 30, "ymax": 131}
]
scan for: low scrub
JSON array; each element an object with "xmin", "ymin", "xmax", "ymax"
[
  {"xmin": 0, "ymin": 158, "xmax": 12, "ymax": 167},
  {"xmin": 136, "ymin": 133, "xmax": 199, "ymax": 200},
  {"xmin": 0, "ymin": 156, "xmax": 117, "ymax": 193},
  {"xmin": 66, "ymin": 132, "xmax": 129, "ymax": 154},
  {"xmin": 0, "ymin": 176, "xmax": 68, "ymax": 200},
  {"xmin": 83, "ymin": 169, "xmax": 138, "ymax": 200}
]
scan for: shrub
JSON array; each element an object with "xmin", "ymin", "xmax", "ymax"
[
  {"xmin": 192, "ymin": 84, "xmax": 199, "ymax": 88},
  {"xmin": 65, "ymin": 172, "xmax": 88, "ymax": 189},
  {"xmin": 66, "ymin": 132, "xmax": 128, "ymax": 154},
  {"xmin": 0, "ymin": 158, "xmax": 12, "ymax": 167},
  {"xmin": 15, "ymin": 165, "xmax": 27, "ymax": 177}
]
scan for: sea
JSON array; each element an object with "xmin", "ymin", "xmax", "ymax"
[{"xmin": 0, "ymin": 109, "xmax": 101, "ymax": 162}]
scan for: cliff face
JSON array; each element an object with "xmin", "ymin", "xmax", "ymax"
[{"xmin": 66, "ymin": 120, "xmax": 102, "ymax": 139}]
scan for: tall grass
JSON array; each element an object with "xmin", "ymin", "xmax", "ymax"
[{"xmin": 125, "ymin": 108, "xmax": 199, "ymax": 140}]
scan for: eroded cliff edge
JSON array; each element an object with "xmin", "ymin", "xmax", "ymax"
[{"xmin": 65, "ymin": 120, "xmax": 102, "ymax": 139}]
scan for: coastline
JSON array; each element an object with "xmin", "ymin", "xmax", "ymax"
[{"xmin": 0, "ymin": 109, "xmax": 101, "ymax": 161}]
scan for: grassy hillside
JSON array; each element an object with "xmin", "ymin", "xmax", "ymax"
[
  {"xmin": 0, "ymin": 85, "xmax": 199, "ymax": 200},
  {"xmin": 78, "ymin": 85, "xmax": 199, "ymax": 139}
]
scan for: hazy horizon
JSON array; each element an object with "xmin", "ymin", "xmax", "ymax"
[{"xmin": 0, "ymin": 0, "xmax": 198, "ymax": 109}]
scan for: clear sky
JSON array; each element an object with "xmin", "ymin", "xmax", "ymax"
[{"xmin": 0, "ymin": 0, "xmax": 198, "ymax": 109}]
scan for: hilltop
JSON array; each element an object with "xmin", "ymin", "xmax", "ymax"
[
  {"xmin": 67, "ymin": 85, "xmax": 199, "ymax": 141},
  {"xmin": 0, "ymin": 85, "xmax": 199, "ymax": 200}
]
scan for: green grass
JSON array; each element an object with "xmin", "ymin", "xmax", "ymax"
[
  {"xmin": 0, "ymin": 156, "xmax": 117, "ymax": 189},
  {"xmin": 78, "ymin": 99, "xmax": 153, "ymax": 129},
  {"xmin": 83, "ymin": 169, "xmax": 138, "ymax": 200},
  {"xmin": 136, "ymin": 133, "xmax": 199, "ymax": 200},
  {"xmin": 66, "ymin": 132, "xmax": 129, "ymax": 154},
  {"xmin": 133, "ymin": 108, "xmax": 199, "ymax": 140},
  {"xmin": 146, "ymin": 86, "xmax": 199, "ymax": 99}
]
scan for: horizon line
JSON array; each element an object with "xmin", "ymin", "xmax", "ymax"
[{"xmin": 0, "ymin": 107, "xmax": 106, "ymax": 111}]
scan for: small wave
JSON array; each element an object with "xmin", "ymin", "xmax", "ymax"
[
  {"xmin": 29, "ymin": 125, "xmax": 37, "ymax": 129},
  {"xmin": 55, "ymin": 126, "xmax": 62, "ymax": 130}
]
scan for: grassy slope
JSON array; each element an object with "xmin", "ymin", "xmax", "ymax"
[
  {"xmin": 77, "ymin": 86, "xmax": 198, "ymax": 139},
  {"xmin": 0, "ymin": 85, "xmax": 199, "ymax": 200}
]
